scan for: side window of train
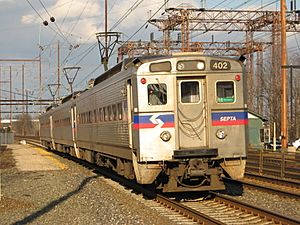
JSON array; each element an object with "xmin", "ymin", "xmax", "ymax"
[
  {"xmin": 94, "ymin": 109, "xmax": 97, "ymax": 123},
  {"xmin": 148, "ymin": 83, "xmax": 167, "ymax": 105},
  {"xmin": 98, "ymin": 108, "xmax": 103, "ymax": 122},
  {"xmin": 216, "ymin": 81, "xmax": 235, "ymax": 103},
  {"xmin": 88, "ymin": 111, "xmax": 92, "ymax": 123},
  {"xmin": 112, "ymin": 104, "xmax": 117, "ymax": 121},
  {"xmin": 104, "ymin": 107, "xmax": 109, "ymax": 121},
  {"xmin": 108, "ymin": 106, "xmax": 113, "ymax": 121},
  {"xmin": 117, "ymin": 103, "xmax": 123, "ymax": 120},
  {"xmin": 180, "ymin": 81, "xmax": 200, "ymax": 103},
  {"xmin": 122, "ymin": 101, "xmax": 128, "ymax": 121}
]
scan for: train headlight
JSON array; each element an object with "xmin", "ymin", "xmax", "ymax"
[
  {"xmin": 216, "ymin": 129, "xmax": 227, "ymax": 139},
  {"xmin": 160, "ymin": 131, "xmax": 171, "ymax": 142},
  {"xmin": 197, "ymin": 62, "xmax": 205, "ymax": 70}
]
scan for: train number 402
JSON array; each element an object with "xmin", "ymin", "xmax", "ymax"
[{"xmin": 210, "ymin": 60, "xmax": 231, "ymax": 70}]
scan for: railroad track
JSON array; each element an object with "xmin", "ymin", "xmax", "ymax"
[
  {"xmin": 226, "ymin": 172, "xmax": 300, "ymax": 199},
  {"xmin": 21, "ymin": 138, "xmax": 300, "ymax": 225},
  {"xmin": 181, "ymin": 192, "xmax": 300, "ymax": 225}
]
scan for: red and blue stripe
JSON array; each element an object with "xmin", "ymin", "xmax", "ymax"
[
  {"xmin": 133, "ymin": 114, "xmax": 175, "ymax": 129},
  {"xmin": 212, "ymin": 112, "xmax": 248, "ymax": 126}
]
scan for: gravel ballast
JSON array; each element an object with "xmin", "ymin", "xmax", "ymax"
[
  {"xmin": 0, "ymin": 144, "xmax": 175, "ymax": 225},
  {"xmin": 1, "ymin": 144, "xmax": 299, "ymax": 224}
]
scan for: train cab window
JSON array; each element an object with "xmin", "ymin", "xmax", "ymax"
[
  {"xmin": 148, "ymin": 83, "xmax": 167, "ymax": 105},
  {"xmin": 216, "ymin": 81, "xmax": 235, "ymax": 103},
  {"xmin": 180, "ymin": 81, "xmax": 200, "ymax": 103}
]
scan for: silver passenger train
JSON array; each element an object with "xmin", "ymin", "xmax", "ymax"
[{"xmin": 40, "ymin": 53, "xmax": 248, "ymax": 192}]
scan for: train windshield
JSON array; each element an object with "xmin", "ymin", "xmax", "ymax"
[
  {"xmin": 216, "ymin": 81, "xmax": 235, "ymax": 103},
  {"xmin": 180, "ymin": 81, "xmax": 200, "ymax": 103},
  {"xmin": 148, "ymin": 83, "xmax": 167, "ymax": 105}
]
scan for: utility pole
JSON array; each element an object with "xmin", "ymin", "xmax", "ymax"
[
  {"xmin": 48, "ymin": 84, "xmax": 59, "ymax": 103},
  {"xmin": 96, "ymin": 0, "xmax": 120, "ymax": 71},
  {"xmin": 0, "ymin": 67, "xmax": 9, "ymax": 128},
  {"xmin": 9, "ymin": 66, "xmax": 12, "ymax": 128},
  {"xmin": 104, "ymin": 0, "xmax": 108, "ymax": 70},
  {"xmin": 39, "ymin": 53, "xmax": 42, "ymax": 113},
  {"xmin": 57, "ymin": 40, "xmax": 60, "ymax": 99},
  {"xmin": 281, "ymin": 0, "xmax": 288, "ymax": 148},
  {"xmin": 22, "ymin": 65, "xmax": 25, "ymax": 114},
  {"xmin": 0, "ymin": 66, "xmax": 1, "ymax": 128},
  {"xmin": 25, "ymin": 90, "xmax": 29, "ymax": 114},
  {"xmin": 63, "ymin": 67, "xmax": 81, "ymax": 97},
  {"xmin": 0, "ymin": 58, "xmax": 41, "ymax": 119}
]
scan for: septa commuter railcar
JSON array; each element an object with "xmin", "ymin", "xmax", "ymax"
[{"xmin": 40, "ymin": 53, "xmax": 248, "ymax": 192}]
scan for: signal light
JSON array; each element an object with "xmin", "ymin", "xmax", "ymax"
[
  {"xmin": 235, "ymin": 74, "xmax": 241, "ymax": 81},
  {"xmin": 140, "ymin": 78, "xmax": 147, "ymax": 84}
]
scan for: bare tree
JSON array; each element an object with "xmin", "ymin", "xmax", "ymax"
[{"xmin": 13, "ymin": 114, "xmax": 35, "ymax": 136}]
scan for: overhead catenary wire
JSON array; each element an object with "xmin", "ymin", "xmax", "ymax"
[
  {"xmin": 25, "ymin": 0, "xmax": 45, "ymax": 22},
  {"xmin": 65, "ymin": 0, "xmax": 91, "ymax": 39},
  {"xmin": 110, "ymin": 0, "xmax": 145, "ymax": 31},
  {"xmin": 190, "ymin": 0, "xmax": 280, "ymax": 41},
  {"xmin": 34, "ymin": 0, "xmax": 300, "ymax": 99},
  {"xmin": 123, "ymin": 0, "xmax": 170, "ymax": 45},
  {"xmin": 25, "ymin": 0, "xmax": 73, "ymax": 47},
  {"xmin": 38, "ymin": 0, "xmax": 52, "ymax": 18},
  {"xmin": 73, "ymin": 0, "xmax": 171, "ymax": 90}
]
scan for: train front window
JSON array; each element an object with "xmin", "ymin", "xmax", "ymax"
[
  {"xmin": 180, "ymin": 81, "xmax": 200, "ymax": 103},
  {"xmin": 216, "ymin": 81, "xmax": 235, "ymax": 103},
  {"xmin": 148, "ymin": 83, "xmax": 167, "ymax": 105}
]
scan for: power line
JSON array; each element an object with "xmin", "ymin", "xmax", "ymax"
[
  {"xmin": 125, "ymin": 0, "xmax": 170, "ymax": 44},
  {"xmin": 38, "ymin": 0, "xmax": 52, "ymax": 18},
  {"xmin": 110, "ymin": 0, "xmax": 145, "ymax": 31},
  {"xmin": 65, "ymin": 0, "xmax": 91, "ymax": 39},
  {"xmin": 25, "ymin": 0, "xmax": 72, "ymax": 46},
  {"xmin": 25, "ymin": 0, "xmax": 45, "ymax": 21}
]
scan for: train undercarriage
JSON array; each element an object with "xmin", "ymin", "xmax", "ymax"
[{"xmin": 41, "ymin": 140, "xmax": 244, "ymax": 193}]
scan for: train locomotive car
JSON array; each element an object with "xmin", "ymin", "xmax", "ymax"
[{"xmin": 40, "ymin": 53, "xmax": 248, "ymax": 192}]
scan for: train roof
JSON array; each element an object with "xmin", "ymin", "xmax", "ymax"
[
  {"xmin": 93, "ymin": 55, "xmax": 168, "ymax": 86},
  {"xmin": 93, "ymin": 54, "xmax": 244, "ymax": 87},
  {"xmin": 61, "ymin": 91, "xmax": 82, "ymax": 104}
]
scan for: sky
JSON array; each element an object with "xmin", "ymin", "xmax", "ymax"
[{"xmin": 0, "ymin": 0, "xmax": 299, "ymax": 116}]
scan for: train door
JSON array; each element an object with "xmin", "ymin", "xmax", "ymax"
[
  {"xmin": 50, "ymin": 115, "xmax": 55, "ymax": 149},
  {"xmin": 177, "ymin": 78, "xmax": 207, "ymax": 148},
  {"xmin": 126, "ymin": 79, "xmax": 133, "ymax": 149},
  {"xmin": 71, "ymin": 105, "xmax": 80, "ymax": 158}
]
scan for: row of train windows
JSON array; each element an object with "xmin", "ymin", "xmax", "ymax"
[
  {"xmin": 46, "ymin": 102, "xmax": 128, "ymax": 127},
  {"xmin": 78, "ymin": 101, "xmax": 127, "ymax": 124},
  {"xmin": 54, "ymin": 117, "xmax": 70, "ymax": 126},
  {"xmin": 40, "ymin": 121, "xmax": 50, "ymax": 127},
  {"xmin": 147, "ymin": 81, "xmax": 235, "ymax": 105}
]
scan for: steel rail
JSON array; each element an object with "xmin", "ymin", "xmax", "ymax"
[
  {"xmin": 245, "ymin": 172, "xmax": 300, "ymax": 189},
  {"xmin": 155, "ymin": 194, "xmax": 225, "ymax": 225},
  {"xmin": 210, "ymin": 192, "xmax": 300, "ymax": 225},
  {"xmin": 243, "ymin": 173, "xmax": 300, "ymax": 199}
]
